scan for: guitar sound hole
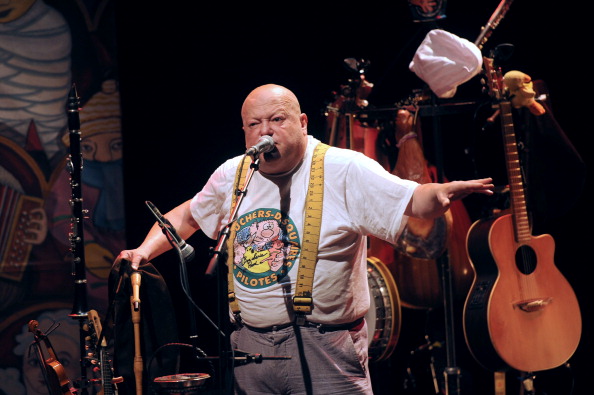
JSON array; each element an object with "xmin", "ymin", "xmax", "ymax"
[{"xmin": 515, "ymin": 245, "xmax": 537, "ymax": 275}]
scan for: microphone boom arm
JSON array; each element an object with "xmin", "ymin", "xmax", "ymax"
[{"xmin": 206, "ymin": 156, "xmax": 260, "ymax": 277}]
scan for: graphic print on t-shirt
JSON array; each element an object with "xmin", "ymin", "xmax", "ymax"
[{"xmin": 232, "ymin": 208, "xmax": 300, "ymax": 289}]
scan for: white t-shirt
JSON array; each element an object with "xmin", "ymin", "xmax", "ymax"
[{"xmin": 190, "ymin": 136, "xmax": 418, "ymax": 328}]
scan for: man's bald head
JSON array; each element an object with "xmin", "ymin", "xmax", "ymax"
[{"xmin": 241, "ymin": 84, "xmax": 301, "ymax": 121}]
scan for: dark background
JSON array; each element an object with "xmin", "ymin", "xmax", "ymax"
[{"xmin": 114, "ymin": 1, "xmax": 591, "ymax": 394}]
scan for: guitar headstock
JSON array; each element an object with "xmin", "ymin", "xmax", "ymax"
[
  {"xmin": 84, "ymin": 310, "xmax": 101, "ymax": 371},
  {"xmin": 85, "ymin": 312, "xmax": 100, "ymax": 352},
  {"xmin": 482, "ymin": 56, "xmax": 506, "ymax": 102}
]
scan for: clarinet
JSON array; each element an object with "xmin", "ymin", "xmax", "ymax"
[
  {"xmin": 66, "ymin": 83, "xmax": 89, "ymax": 318},
  {"xmin": 67, "ymin": 83, "xmax": 93, "ymax": 394},
  {"xmin": 474, "ymin": 0, "xmax": 514, "ymax": 50}
]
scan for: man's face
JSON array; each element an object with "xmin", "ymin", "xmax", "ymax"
[{"xmin": 242, "ymin": 88, "xmax": 308, "ymax": 175}]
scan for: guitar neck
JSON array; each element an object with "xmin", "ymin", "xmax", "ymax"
[
  {"xmin": 499, "ymin": 100, "xmax": 531, "ymax": 243},
  {"xmin": 100, "ymin": 348, "xmax": 116, "ymax": 395},
  {"xmin": 88, "ymin": 310, "xmax": 120, "ymax": 395}
]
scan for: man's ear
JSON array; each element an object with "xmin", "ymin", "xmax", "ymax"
[{"xmin": 300, "ymin": 113, "xmax": 308, "ymax": 131}]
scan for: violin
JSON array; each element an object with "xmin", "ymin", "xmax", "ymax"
[{"xmin": 28, "ymin": 320, "xmax": 77, "ymax": 395}]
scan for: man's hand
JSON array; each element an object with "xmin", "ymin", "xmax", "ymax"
[
  {"xmin": 409, "ymin": 178, "xmax": 494, "ymax": 219},
  {"xmin": 115, "ymin": 248, "xmax": 150, "ymax": 271},
  {"xmin": 439, "ymin": 178, "xmax": 495, "ymax": 206}
]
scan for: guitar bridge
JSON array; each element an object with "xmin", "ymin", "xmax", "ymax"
[{"xmin": 514, "ymin": 297, "xmax": 553, "ymax": 312}]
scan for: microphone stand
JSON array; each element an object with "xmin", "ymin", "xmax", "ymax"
[
  {"xmin": 416, "ymin": 96, "xmax": 478, "ymax": 395},
  {"xmin": 145, "ymin": 202, "xmax": 200, "ymax": 349},
  {"xmin": 148, "ymin": 157, "xmax": 290, "ymax": 394},
  {"xmin": 146, "ymin": 201, "xmax": 234, "ymax": 394},
  {"xmin": 205, "ymin": 155, "xmax": 261, "ymax": 394}
]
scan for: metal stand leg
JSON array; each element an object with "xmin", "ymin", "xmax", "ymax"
[{"xmin": 520, "ymin": 372, "xmax": 535, "ymax": 395}]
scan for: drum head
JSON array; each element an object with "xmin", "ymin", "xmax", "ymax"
[
  {"xmin": 154, "ymin": 373, "xmax": 210, "ymax": 393},
  {"xmin": 366, "ymin": 257, "xmax": 401, "ymax": 362}
]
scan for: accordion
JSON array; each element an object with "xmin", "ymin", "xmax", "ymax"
[{"xmin": 0, "ymin": 184, "xmax": 43, "ymax": 282}]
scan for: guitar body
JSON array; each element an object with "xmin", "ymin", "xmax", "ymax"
[{"xmin": 464, "ymin": 214, "xmax": 582, "ymax": 372}]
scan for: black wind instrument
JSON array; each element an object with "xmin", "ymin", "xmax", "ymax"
[
  {"xmin": 67, "ymin": 83, "xmax": 89, "ymax": 318},
  {"xmin": 474, "ymin": 0, "xmax": 514, "ymax": 50},
  {"xmin": 66, "ymin": 83, "xmax": 91, "ymax": 394}
]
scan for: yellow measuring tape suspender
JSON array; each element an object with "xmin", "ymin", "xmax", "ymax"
[
  {"xmin": 293, "ymin": 142, "xmax": 329, "ymax": 323},
  {"xmin": 226, "ymin": 143, "xmax": 330, "ymax": 323}
]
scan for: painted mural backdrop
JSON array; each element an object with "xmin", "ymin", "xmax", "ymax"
[{"xmin": 0, "ymin": 1, "xmax": 123, "ymax": 394}]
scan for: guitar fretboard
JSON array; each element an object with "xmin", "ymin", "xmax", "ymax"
[{"xmin": 499, "ymin": 100, "xmax": 531, "ymax": 243}]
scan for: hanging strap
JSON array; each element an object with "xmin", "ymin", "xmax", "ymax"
[{"xmin": 227, "ymin": 143, "xmax": 330, "ymax": 324}]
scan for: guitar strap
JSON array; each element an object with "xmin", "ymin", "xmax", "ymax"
[{"xmin": 226, "ymin": 143, "xmax": 330, "ymax": 324}]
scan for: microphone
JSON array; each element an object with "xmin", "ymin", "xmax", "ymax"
[
  {"xmin": 245, "ymin": 135, "xmax": 275, "ymax": 156},
  {"xmin": 145, "ymin": 201, "xmax": 195, "ymax": 262},
  {"xmin": 131, "ymin": 271, "xmax": 141, "ymax": 311}
]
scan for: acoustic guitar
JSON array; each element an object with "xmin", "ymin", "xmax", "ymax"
[
  {"xmin": 28, "ymin": 320, "xmax": 77, "ymax": 395},
  {"xmin": 462, "ymin": 56, "xmax": 582, "ymax": 373}
]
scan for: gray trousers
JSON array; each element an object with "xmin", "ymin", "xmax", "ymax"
[{"xmin": 230, "ymin": 319, "xmax": 373, "ymax": 395}]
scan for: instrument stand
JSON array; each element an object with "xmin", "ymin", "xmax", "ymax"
[
  {"xmin": 418, "ymin": 96, "xmax": 478, "ymax": 395},
  {"xmin": 435, "ymin": 106, "xmax": 461, "ymax": 395},
  {"xmin": 519, "ymin": 372, "xmax": 536, "ymax": 395},
  {"xmin": 404, "ymin": 334, "xmax": 441, "ymax": 394},
  {"xmin": 145, "ymin": 201, "xmax": 207, "ymax": 351},
  {"xmin": 174, "ymin": 245, "xmax": 200, "ymax": 348},
  {"xmin": 146, "ymin": 205, "xmax": 220, "ymax": 385},
  {"xmin": 211, "ymin": 248, "xmax": 234, "ymax": 394}
]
